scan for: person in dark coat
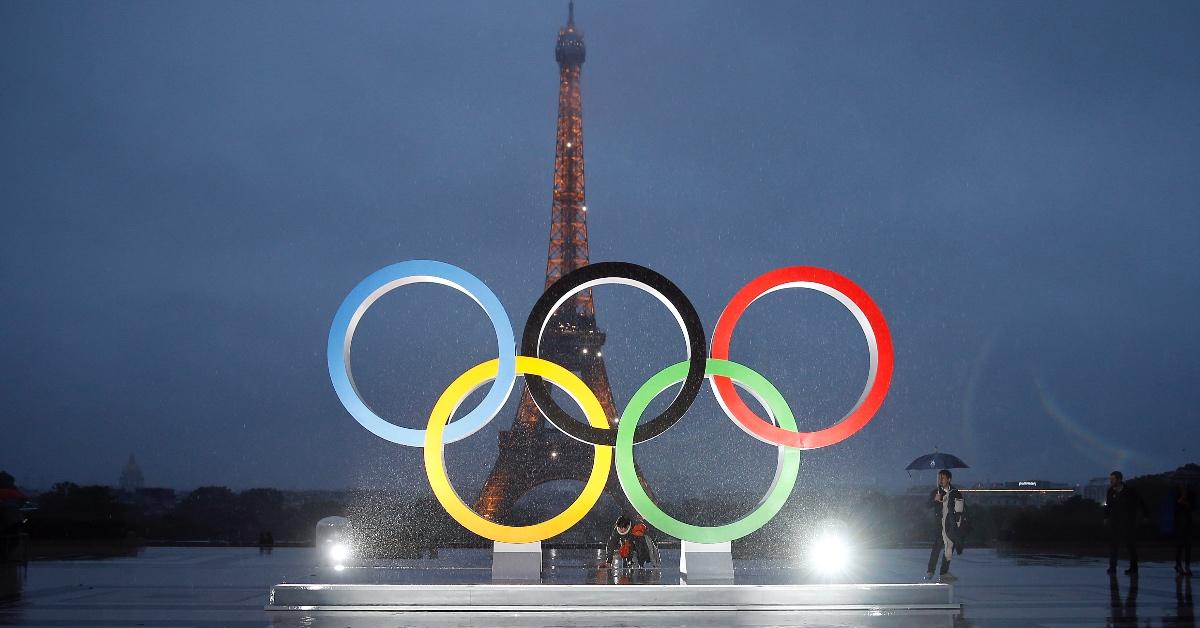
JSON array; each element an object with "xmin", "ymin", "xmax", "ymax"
[
  {"xmin": 1173, "ymin": 480, "xmax": 1195, "ymax": 576},
  {"xmin": 925, "ymin": 469, "xmax": 965, "ymax": 581},
  {"xmin": 1106, "ymin": 471, "xmax": 1148, "ymax": 575}
]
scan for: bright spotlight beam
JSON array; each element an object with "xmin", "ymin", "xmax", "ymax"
[
  {"xmin": 808, "ymin": 532, "xmax": 852, "ymax": 575},
  {"xmin": 328, "ymin": 543, "xmax": 350, "ymax": 563}
]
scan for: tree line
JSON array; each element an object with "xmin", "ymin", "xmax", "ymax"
[
  {"xmin": 18, "ymin": 465, "xmax": 1196, "ymax": 557},
  {"xmin": 27, "ymin": 483, "xmax": 343, "ymax": 545}
]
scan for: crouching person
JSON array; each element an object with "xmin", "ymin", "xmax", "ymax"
[{"xmin": 604, "ymin": 516, "xmax": 654, "ymax": 568}]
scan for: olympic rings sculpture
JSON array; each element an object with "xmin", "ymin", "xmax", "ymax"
[{"xmin": 328, "ymin": 260, "xmax": 893, "ymax": 544}]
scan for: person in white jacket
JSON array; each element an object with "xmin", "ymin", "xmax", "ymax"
[{"xmin": 925, "ymin": 469, "xmax": 965, "ymax": 581}]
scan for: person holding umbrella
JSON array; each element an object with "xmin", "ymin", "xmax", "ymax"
[
  {"xmin": 905, "ymin": 453, "xmax": 968, "ymax": 581},
  {"xmin": 926, "ymin": 469, "xmax": 965, "ymax": 581}
]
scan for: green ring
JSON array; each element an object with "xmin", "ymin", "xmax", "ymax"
[{"xmin": 615, "ymin": 358, "xmax": 802, "ymax": 543}]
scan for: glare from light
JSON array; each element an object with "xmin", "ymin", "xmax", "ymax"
[
  {"xmin": 808, "ymin": 532, "xmax": 851, "ymax": 575},
  {"xmin": 333, "ymin": 564, "xmax": 346, "ymax": 572},
  {"xmin": 328, "ymin": 542, "xmax": 350, "ymax": 563}
]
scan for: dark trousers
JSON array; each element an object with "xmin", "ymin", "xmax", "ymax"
[
  {"xmin": 1110, "ymin": 524, "xmax": 1138, "ymax": 570},
  {"xmin": 927, "ymin": 526, "xmax": 950, "ymax": 575},
  {"xmin": 1177, "ymin": 517, "xmax": 1193, "ymax": 568}
]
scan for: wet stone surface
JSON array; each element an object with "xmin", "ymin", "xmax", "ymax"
[{"xmin": 0, "ymin": 546, "xmax": 1194, "ymax": 626}]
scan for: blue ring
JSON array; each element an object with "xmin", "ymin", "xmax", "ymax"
[{"xmin": 327, "ymin": 260, "xmax": 516, "ymax": 446}]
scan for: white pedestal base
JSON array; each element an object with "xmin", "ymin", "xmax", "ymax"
[
  {"xmin": 268, "ymin": 583, "xmax": 958, "ymax": 611},
  {"xmin": 491, "ymin": 541, "xmax": 542, "ymax": 581},
  {"xmin": 679, "ymin": 541, "xmax": 734, "ymax": 584}
]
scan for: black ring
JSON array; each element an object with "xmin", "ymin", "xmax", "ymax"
[{"xmin": 521, "ymin": 262, "xmax": 707, "ymax": 446}]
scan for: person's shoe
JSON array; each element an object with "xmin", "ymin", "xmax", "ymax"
[
  {"xmin": 939, "ymin": 572, "xmax": 958, "ymax": 582},
  {"xmin": 923, "ymin": 572, "xmax": 934, "ymax": 581}
]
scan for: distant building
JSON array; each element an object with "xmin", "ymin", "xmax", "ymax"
[
  {"xmin": 118, "ymin": 454, "xmax": 145, "ymax": 493},
  {"xmin": 958, "ymin": 480, "xmax": 1077, "ymax": 507},
  {"xmin": 1080, "ymin": 466, "xmax": 1200, "ymax": 506},
  {"xmin": 1083, "ymin": 477, "xmax": 1109, "ymax": 504}
]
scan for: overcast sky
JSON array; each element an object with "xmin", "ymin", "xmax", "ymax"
[{"xmin": 2, "ymin": 1, "xmax": 1198, "ymax": 505}]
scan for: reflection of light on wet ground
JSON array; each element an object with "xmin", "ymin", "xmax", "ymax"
[{"xmin": 0, "ymin": 547, "xmax": 1193, "ymax": 626}]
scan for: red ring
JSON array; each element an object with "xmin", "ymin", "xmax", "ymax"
[{"xmin": 709, "ymin": 267, "xmax": 893, "ymax": 449}]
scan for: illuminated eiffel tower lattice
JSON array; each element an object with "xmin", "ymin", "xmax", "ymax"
[{"xmin": 474, "ymin": 3, "xmax": 643, "ymax": 524}]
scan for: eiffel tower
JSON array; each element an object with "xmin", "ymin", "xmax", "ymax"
[{"xmin": 474, "ymin": 3, "xmax": 639, "ymax": 524}]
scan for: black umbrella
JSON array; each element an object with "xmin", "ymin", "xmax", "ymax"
[{"xmin": 905, "ymin": 453, "xmax": 969, "ymax": 471}]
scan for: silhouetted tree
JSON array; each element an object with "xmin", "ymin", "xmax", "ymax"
[
  {"xmin": 29, "ymin": 483, "xmax": 127, "ymax": 539},
  {"xmin": 165, "ymin": 486, "xmax": 237, "ymax": 542},
  {"xmin": 236, "ymin": 488, "xmax": 285, "ymax": 543}
]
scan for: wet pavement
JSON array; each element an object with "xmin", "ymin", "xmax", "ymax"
[{"xmin": 0, "ymin": 546, "xmax": 1194, "ymax": 626}]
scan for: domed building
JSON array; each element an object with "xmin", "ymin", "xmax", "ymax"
[{"xmin": 119, "ymin": 454, "xmax": 144, "ymax": 493}]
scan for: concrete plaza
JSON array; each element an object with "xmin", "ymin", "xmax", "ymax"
[{"xmin": 0, "ymin": 546, "xmax": 1193, "ymax": 626}]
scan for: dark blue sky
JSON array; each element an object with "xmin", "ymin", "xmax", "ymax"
[{"xmin": 2, "ymin": 1, "xmax": 1198, "ymax": 500}]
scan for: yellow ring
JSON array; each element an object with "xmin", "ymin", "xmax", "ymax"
[{"xmin": 424, "ymin": 356, "xmax": 613, "ymax": 543}]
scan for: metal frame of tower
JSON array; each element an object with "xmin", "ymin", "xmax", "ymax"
[{"xmin": 474, "ymin": 3, "xmax": 637, "ymax": 524}]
